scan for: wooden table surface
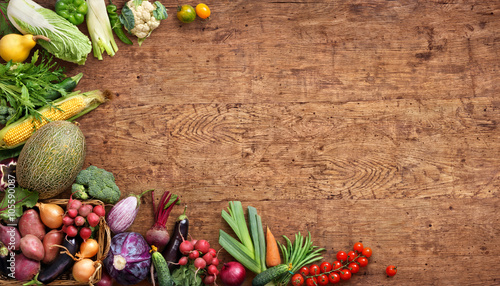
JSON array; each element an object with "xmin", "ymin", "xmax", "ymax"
[{"xmin": 32, "ymin": 0, "xmax": 500, "ymax": 285}]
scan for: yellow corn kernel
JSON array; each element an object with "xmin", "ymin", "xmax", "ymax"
[{"xmin": 2, "ymin": 97, "xmax": 86, "ymax": 146}]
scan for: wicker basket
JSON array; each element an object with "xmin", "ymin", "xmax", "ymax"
[{"xmin": 0, "ymin": 199, "xmax": 111, "ymax": 285}]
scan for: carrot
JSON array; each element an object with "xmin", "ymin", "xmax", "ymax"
[{"xmin": 265, "ymin": 226, "xmax": 281, "ymax": 267}]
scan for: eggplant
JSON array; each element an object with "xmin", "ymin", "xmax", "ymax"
[
  {"xmin": 35, "ymin": 236, "xmax": 81, "ymax": 284},
  {"xmin": 162, "ymin": 206, "xmax": 189, "ymax": 270}
]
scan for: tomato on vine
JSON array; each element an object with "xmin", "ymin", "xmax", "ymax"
[
  {"xmin": 305, "ymin": 277, "xmax": 317, "ymax": 286},
  {"xmin": 328, "ymin": 272, "xmax": 341, "ymax": 284},
  {"xmin": 320, "ymin": 261, "xmax": 332, "ymax": 273},
  {"xmin": 347, "ymin": 250, "xmax": 357, "ymax": 262},
  {"xmin": 386, "ymin": 265, "xmax": 397, "ymax": 277},
  {"xmin": 357, "ymin": 256, "xmax": 369, "ymax": 267},
  {"xmin": 309, "ymin": 264, "xmax": 320, "ymax": 276},
  {"xmin": 336, "ymin": 251, "xmax": 348, "ymax": 262},
  {"xmin": 362, "ymin": 247, "xmax": 373, "ymax": 258},
  {"xmin": 291, "ymin": 273, "xmax": 305, "ymax": 286},
  {"xmin": 339, "ymin": 269, "xmax": 352, "ymax": 280},
  {"xmin": 353, "ymin": 242, "xmax": 364, "ymax": 253},
  {"xmin": 317, "ymin": 274, "xmax": 329, "ymax": 286},
  {"xmin": 332, "ymin": 260, "xmax": 342, "ymax": 271},
  {"xmin": 349, "ymin": 262, "xmax": 360, "ymax": 274},
  {"xmin": 299, "ymin": 266, "xmax": 309, "ymax": 276},
  {"xmin": 195, "ymin": 3, "xmax": 211, "ymax": 19}
]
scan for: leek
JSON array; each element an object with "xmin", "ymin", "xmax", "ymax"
[
  {"xmin": 219, "ymin": 201, "xmax": 267, "ymax": 274},
  {"xmin": 86, "ymin": 0, "xmax": 118, "ymax": 60},
  {"xmin": 7, "ymin": 0, "xmax": 91, "ymax": 65}
]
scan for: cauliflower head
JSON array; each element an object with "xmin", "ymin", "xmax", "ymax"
[
  {"xmin": 121, "ymin": 0, "xmax": 168, "ymax": 45},
  {"xmin": 71, "ymin": 165, "xmax": 121, "ymax": 204}
]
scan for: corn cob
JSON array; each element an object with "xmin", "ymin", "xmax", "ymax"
[{"xmin": 0, "ymin": 90, "xmax": 107, "ymax": 149}]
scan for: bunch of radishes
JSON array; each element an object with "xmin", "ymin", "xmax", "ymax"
[
  {"xmin": 179, "ymin": 238, "xmax": 220, "ymax": 285},
  {"xmin": 62, "ymin": 196, "xmax": 106, "ymax": 240}
]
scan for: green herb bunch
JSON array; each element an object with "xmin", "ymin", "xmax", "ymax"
[{"xmin": 0, "ymin": 50, "xmax": 67, "ymax": 125}]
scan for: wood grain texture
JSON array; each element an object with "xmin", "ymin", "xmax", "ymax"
[{"xmin": 22, "ymin": 0, "xmax": 500, "ymax": 285}]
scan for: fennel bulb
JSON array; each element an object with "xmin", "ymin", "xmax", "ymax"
[
  {"xmin": 7, "ymin": 0, "xmax": 92, "ymax": 65},
  {"xmin": 86, "ymin": 0, "xmax": 118, "ymax": 60}
]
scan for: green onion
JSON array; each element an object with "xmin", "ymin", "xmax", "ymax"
[{"xmin": 219, "ymin": 201, "xmax": 267, "ymax": 274}]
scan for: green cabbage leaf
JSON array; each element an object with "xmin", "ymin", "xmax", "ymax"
[{"xmin": 7, "ymin": 0, "xmax": 92, "ymax": 65}]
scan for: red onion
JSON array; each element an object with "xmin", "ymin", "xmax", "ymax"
[{"xmin": 220, "ymin": 261, "xmax": 246, "ymax": 286}]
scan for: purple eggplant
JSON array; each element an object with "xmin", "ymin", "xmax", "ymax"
[{"xmin": 104, "ymin": 232, "xmax": 151, "ymax": 285}]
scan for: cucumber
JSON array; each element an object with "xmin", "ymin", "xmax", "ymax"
[
  {"xmin": 152, "ymin": 249, "xmax": 174, "ymax": 286},
  {"xmin": 252, "ymin": 264, "xmax": 288, "ymax": 286}
]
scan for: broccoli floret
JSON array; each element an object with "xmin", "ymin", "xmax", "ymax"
[{"xmin": 71, "ymin": 165, "xmax": 121, "ymax": 204}]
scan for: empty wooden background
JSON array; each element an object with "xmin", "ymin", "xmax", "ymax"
[{"xmin": 33, "ymin": 0, "xmax": 500, "ymax": 284}]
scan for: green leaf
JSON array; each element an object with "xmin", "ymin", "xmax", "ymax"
[
  {"xmin": 153, "ymin": 1, "xmax": 168, "ymax": 20},
  {"xmin": 0, "ymin": 0, "xmax": 20, "ymax": 36},
  {"xmin": 172, "ymin": 263, "xmax": 203, "ymax": 286},
  {"xmin": 0, "ymin": 187, "xmax": 39, "ymax": 222},
  {"xmin": 0, "ymin": 145, "xmax": 23, "ymax": 161},
  {"xmin": 119, "ymin": 4, "xmax": 135, "ymax": 32}
]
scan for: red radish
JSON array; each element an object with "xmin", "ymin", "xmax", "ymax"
[
  {"xmin": 191, "ymin": 239, "xmax": 198, "ymax": 247},
  {"xmin": 179, "ymin": 240, "xmax": 194, "ymax": 255},
  {"xmin": 67, "ymin": 195, "xmax": 82, "ymax": 210},
  {"xmin": 211, "ymin": 257, "xmax": 219, "ymax": 266},
  {"xmin": 145, "ymin": 191, "xmax": 179, "ymax": 252},
  {"xmin": 74, "ymin": 216, "xmax": 85, "ymax": 226},
  {"xmin": 87, "ymin": 212, "xmax": 100, "ymax": 227},
  {"xmin": 204, "ymin": 274, "xmax": 215, "ymax": 285},
  {"xmin": 193, "ymin": 257, "xmax": 207, "ymax": 277},
  {"xmin": 194, "ymin": 240, "xmax": 210, "ymax": 254},
  {"xmin": 65, "ymin": 225, "xmax": 78, "ymax": 237},
  {"xmin": 207, "ymin": 264, "xmax": 219, "ymax": 275},
  {"xmin": 202, "ymin": 253, "xmax": 213, "ymax": 265},
  {"xmin": 220, "ymin": 261, "xmax": 246, "ymax": 286},
  {"xmin": 79, "ymin": 204, "xmax": 93, "ymax": 217},
  {"xmin": 79, "ymin": 227, "xmax": 92, "ymax": 241},
  {"xmin": 178, "ymin": 256, "xmax": 188, "ymax": 265},
  {"xmin": 189, "ymin": 250, "xmax": 200, "ymax": 260},
  {"xmin": 208, "ymin": 248, "xmax": 217, "ymax": 257},
  {"xmin": 62, "ymin": 215, "xmax": 74, "ymax": 226},
  {"xmin": 67, "ymin": 208, "xmax": 78, "ymax": 218},
  {"xmin": 93, "ymin": 205, "xmax": 106, "ymax": 217}
]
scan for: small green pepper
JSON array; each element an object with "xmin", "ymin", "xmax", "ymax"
[{"xmin": 54, "ymin": 0, "xmax": 88, "ymax": 26}]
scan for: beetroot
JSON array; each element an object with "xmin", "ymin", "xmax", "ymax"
[
  {"xmin": 104, "ymin": 232, "xmax": 151, "ymax": 285},
  {"xmin": 145, "ymin": 191, "xmax": 179, "ymax": 252}
]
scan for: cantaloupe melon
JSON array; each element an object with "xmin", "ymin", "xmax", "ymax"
[{"xmin": 17, "ymin": 121, "xmax": 86, "ymax": 199}]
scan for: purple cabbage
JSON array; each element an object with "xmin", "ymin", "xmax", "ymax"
[{"xmin": 103, "ymin": 232, "xmax": 151, "ymax": 285}]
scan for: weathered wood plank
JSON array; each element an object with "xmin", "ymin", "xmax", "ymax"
[{"xmin": 79, "ymin": 97, "xmax": 499, "ymax": 203}]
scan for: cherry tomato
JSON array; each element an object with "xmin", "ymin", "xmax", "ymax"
[
  {"xmin": 362, "ymin": 247, "xmax": 373, "ymax": 258},
  {"xmin": 195, "ymin": 3, "xmax": 211, "ymax": 19},
  {"xmin": 357, "ymin": 256, "xmax": 369, "ymax": 267},
  {"xmin": 386, "ymin": 265, "xmax": 397, "ymax": 277},
  {"xmin": 353, "ymin": 242, "xmax": 364, "ymax": 253},
  {"xmin": 317, "ymin": 274, "xmax": 329, "ymax": 286},
  {"xmin": 339, "ymin": 269, "xmax": 352, "ymax": 281},
  {"xmin": 332, "ymin": 260, "xmax": 342, "ymax": 271},
  {"xmin": 309, "ymin": 264, "xmax": 320, "ymax": 276},
  {"xmin": 177, "ymin": 5, "xmax": 196, "ymax": 23},
  {"xmin": 328, "ymin": 272, "xmax": 340, "ymax": 284},
  {"xmin": 305, "ymin": 277, "xmax": 317, "ymax": 286},
  {"xmin": 348, "ymin": 262, "xmax": 360, "ymax": 274},
  {"xmin": 336, "ymin": 251, "xmax": 347, "ymax": 262},
  {"xmin": 291, "ymin": 274, "xmax": 305, "ymax": 286},
  {"xmin": 320, "ymin": 261, "xmax": 332, "ymax": 273},
  {"xmin": 347, "ymin": 251, "xmax": 357, "ymax": 262},
  {"xmin": 299, "ymin": 266, "xmax": 309, "ymax": 276}
]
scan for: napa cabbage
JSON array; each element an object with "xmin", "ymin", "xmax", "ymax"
[{"xmin": 7, "ymin": 0, "xmax": 92, "ymax": 65}]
